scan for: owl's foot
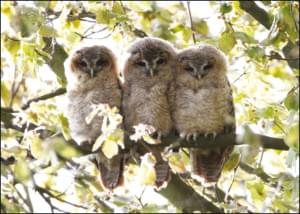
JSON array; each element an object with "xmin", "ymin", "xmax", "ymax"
[
  {"xmin": 179, "ymin": 132, "xmax": 186, "ymax": 139},
  {"xmin": 180, "ymin": 132, "xmax": 198, "ymax": 141},
  {"xmin": 150, "ymin": 131, "xmax": 162, "ymax": 143},
  {"xmin": 224, "ymin": 124, "xmax": 235, "ymax": 133},
  {"xmin": 204, "ymin": 132, "xmax": 217, "ymax": 140}
]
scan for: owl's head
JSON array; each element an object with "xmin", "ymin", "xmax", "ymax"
[
  {"xmin": 125, "ymin": 37, "xmax": 176, "ymax": 78},
  {"xmin": 65, "ymin": 45, "xmax": 117, "ymax": 88},
  {"xmin": 177, "ymin": 44, "xmax": 227, "ymax": 81}
]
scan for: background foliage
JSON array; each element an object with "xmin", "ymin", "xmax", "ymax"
[{"xmin": 1, "ymin": 1, "xmax": 299, "ymax": 213}]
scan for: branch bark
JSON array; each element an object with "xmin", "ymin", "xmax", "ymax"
[
  {"xmin": 239, "ymin": 1, "xmax": 272, "ymax": 29},
  {"xmin": 21, "ymin": 87, "xmax": 66, "ymax": 110},
  {"xmin": 158, "ymin": 173, "xmax": 223, "ymax": 212}
]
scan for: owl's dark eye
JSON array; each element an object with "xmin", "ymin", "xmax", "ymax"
[
  {"xmin": 78, "ymin": 61, "xmax": 87, "ymax": 67},
  {"xmin": 184, "ymin": 66, "xmax": 194, "ymax": 72},
  {"xmin": 157, "ymin": 58, "xmax": 166, "ymax": 65},
  {"xmin": 96, "ymin": 59, "xmax": 107, "ymax": 67},
  {"xmin": 203, "ymin": 63, "xmax": 213, "ymax": 70},
  {"xmin": 136, "ymin": 61, "xmax": 146, "ymax": 67}
]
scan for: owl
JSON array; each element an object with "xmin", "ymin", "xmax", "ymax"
[
  {"xmin": 173, "ymin": 44, "xmax": 235, "ymax": 183},
  {"xmin": 64, "ymin": 45, "xmax": 123, "ymax": 190},
  {"xmin": 122, "ymin": 37, "xmax": 176, "ymax": 187}
]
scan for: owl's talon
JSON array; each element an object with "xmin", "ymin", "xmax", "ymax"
[
  {"xmin": 212, "ymin": 132, "xmax": 217, "ymax": 139},
  {"xmin": 180, "ymin": 132, "xmax": 186, "ymax": 139},
  {"xmin": 193, "ymin": 133, "xmax": 198, "ymax": 141},
  {"xmin": 157, "ymin": 132, "xmax": 162, "ymax": 141},
  {"xmin": 186, "ymin": 133, "xmax": 193, "ymax": 141}
]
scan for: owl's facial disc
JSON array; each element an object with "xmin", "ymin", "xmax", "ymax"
[
  {"xmin": 136, "ymin": 57, "xmax": 166, "ymax": 77},
  {"xmin": 185, "ymin": 60, "xmax": 213, "ymax": 80}
]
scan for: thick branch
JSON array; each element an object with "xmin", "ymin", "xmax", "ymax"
[
  {"xmin": 239, "ymin": 162, "xmax": 278, "ymax": 188},
  {"xmin": 239, "ymin": 1, "xmax": 271, "ymax": 29},
  {"xmin": 239, "ymin": 1, "xmax": 299, "ymax": 70},
  {"xmin": 154, "ymin": 131, "xmax": 289, "ymax": 151},
  {"xmin": 158, "ymin": 173, "xmax": 222, "ymax": 212}
]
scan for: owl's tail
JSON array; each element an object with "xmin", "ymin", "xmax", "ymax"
[
  {"xmin": 154, "ymin": 159, "xmax": 171, "ymax": 188},
  {"xmin": 190, "ymin": 146, "xmax": 233, "ymax": 182},
  {"xmin": 97, "ymin": 154, "xmax": 124, "ymax": 190}
]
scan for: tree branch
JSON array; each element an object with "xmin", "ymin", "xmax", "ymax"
[
  {"xmin": 21, "ymin": 88, "xmax": 66, "ymax": 110},
  {"xmin": 186, "ymin": 1, "xmax": 196, "ymax": 44},
  {"xmin": 158, "ymin": 173, "xmax": 223, "ymax": 212},
  {"xmin": 239, "ymin": 1, "xmax": 299, "ymax": 70},
  {"xmin": 239, "ymin": 1, "xmax": 272, "ymax": 29}
]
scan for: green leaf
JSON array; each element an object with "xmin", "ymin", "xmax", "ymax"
[
  {"xmin": 234, "ymin": 31, "xmax": 256, "ymax": 44},
  {"xmin": 39, "ymin": 25, "xmax": 58, "ymax": 37},
  {"xmin": 223, "ymin": 152, "xmax": 241, "ymax": 172},
  {"xmin": 58, "ymin": 113, "xmax": 71, "ymax": 140},
  {"xmin": 169, "ymin": 23, "xmax": 185, "ymax": 33},
  {"xmin": 1, "ymin": 81, "xmax": 10, "ymax": 107},
  {"xmin": 219, "ymin": 31, "xmax": 236, "ymax": 53},
  {"xmin": 96, "ymin": 8, "xmax": 111, "ymax": 25},
  {"xmin": 220, "ymin": 3, "xmax": 232, "ymax": 14},
  {"xmin": 15, "ymin": 159, "xmax": 31, "ymax": 182},
  {"xmin": 194, "ymin": 20, "xmax": 209, "ymax": 36},
  {"xmin": 10, "ymin": 6, "xmax": 44, "ymax": 38},
  {"xmin": 112, "ymin": 2, "xmax": 124, "ymax": 14},
  {"xmin": 246, "ymin": 46, "xmax": 265, "ymax": 61},
  {"xmin": 284, "ymin": 92, "xmax": 299, "ymax": 111},
  {"xmin": 52, "ymin": 138, "xmax": 81, "ymax": 159},
  {"xmin": 101, "ymin": 139, "xmax": 119, "ymax": 159},
  {"xmin": 30, "ymin": 133, "xmax": 43, "ymax": 159},
  {"xmin": 127, "ymin": 2, "xmax": 152, "ymax": 12},
  {"xmin": 246, "ymin": 180, "xmax": 266, "ymax": 204},
  {"xmin": 284, "ymin": 124, "xmax": 299, "ymax": 153},
  {"xmin": 2, "ymin": 33, "xmax": 20, "ymax": 57}
]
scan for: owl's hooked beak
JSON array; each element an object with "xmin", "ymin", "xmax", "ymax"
[
  {"xmin": 149, "ymin": 68, "xmax": 154, "ymax": 77},
  {"xmin": 90, "ymin": 69, "xmax": 95, "ymax": 78},
  {"xmin": 196, "ymin": 62, "xmax": 209, "ymax": 79}
]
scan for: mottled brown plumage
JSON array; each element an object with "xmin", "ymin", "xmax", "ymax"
[
  {"xmin": 122, "ymin": 37, "xmax": 176, "ymax": 187},
  {"xmin": 64, "ymin": 45, "xmax": 123, "ymax": 190},
  {"xmin": 173, "ymin": 44, "xmax": 235, "ymax": 183}
]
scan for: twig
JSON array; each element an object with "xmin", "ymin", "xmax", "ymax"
[
  {"xmin": 34, "ymin": 185, "xmax": 88, "ymax": 210},
  {"xmin": 257, "ymin": 149, "xmax": 265, "ymax": 168},
  {"xmin": 186, "ymin": 1, "xmax": 196, "ymax": 44},
  {"xmin": 233, "ymin": 71, "xmax": 248, "ymax": 83},
  {"xmin": 290, "ymin": 1, "xmax": 299, "ymax": 33},
  {"xmin": 9, "ymin": 69, "xmax": 24, "ymax": 108},
  {"xmin": 135, "ymin": 187, "xmax": 146, "ymax": 208},
  {"xmin": 225, "ymin": 166, "xmax": 239, "ymax": 202},
  {"xmin": 265, "ymin": 54, "xmax": 299, "ymax": 61},
  {"xmin": 239, "ymin": 162, "xmax": 278, "ymax": 188},
  {"xmin": 21, "ymin": 88, "xmax": 66, "ymax": 110}
]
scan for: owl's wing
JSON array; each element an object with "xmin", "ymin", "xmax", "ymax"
[
  {"xmin": 191, "ymin": 78, "xmax": 235, "ymax": 182},
  {"xmin": 96, "ymin": 151, "xmax": 124, "ymax": 190}
]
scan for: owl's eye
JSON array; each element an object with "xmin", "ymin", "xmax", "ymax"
[
  {"xmin": 184, "ymin": 66, "xmax": 194, "ymax": 72},
  {"xmin": 157, "ymin": 58, "xmax": 166, "ymax": 65},
  {"xmin": 78, "ymin": 61, "xmax": 87, "ymax": 67},
  {"xmin": 203, "ymin": 63, "xmax": 213, "ymax": 70},
  {"xmin": 136, "ymin": 61, "xmax": 146, "ymax": 67},
  {"xmin": 96, "ymin": 59, "xmax": 107, "ymax": 67}
]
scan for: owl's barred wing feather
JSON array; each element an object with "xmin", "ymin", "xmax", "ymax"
[{"xmin": 96, "ymin": 153, "xmax": 124, "ymax": 190}]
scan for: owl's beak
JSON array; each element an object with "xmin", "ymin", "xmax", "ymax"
[
  {"xmin": 149, "ymin": 68, "xmax": 154, "ymax": 77},
  {"xmin": 90, "ymin": 69, "xmax": 94, "ymax": 78}
]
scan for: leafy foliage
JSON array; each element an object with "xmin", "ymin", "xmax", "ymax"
[{"xmin": 1, "ymin": 1, "xmax": 299, "ymax": 213}]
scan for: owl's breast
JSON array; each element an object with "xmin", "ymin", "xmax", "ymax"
[{"xmin": 174, "ymin": 87, "xmax": 230, "ymax": 133}]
